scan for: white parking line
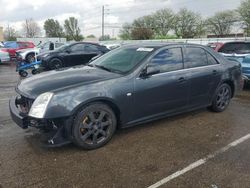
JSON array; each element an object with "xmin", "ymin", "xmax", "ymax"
[{"xmin": 148, "ymin": 134, "xmax": 250, "ymax": 188}]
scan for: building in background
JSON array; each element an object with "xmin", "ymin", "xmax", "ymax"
[
  {"xmin": 0, "ymin": 26, "xmax": 4, "ymax": 41},
  {"xmin": 16, "ymin": 37, "xmax": 67, "ymax": 46}
]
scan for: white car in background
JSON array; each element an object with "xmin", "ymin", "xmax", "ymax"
[
  {"xmin": 0, "ymin": 50, "xmax": 11, "ymax": 63},
  {"xmin": 16, "ymin": 41, "xmax": 65, "ymax": 63},
  {"xmin": 102, "ymin": 43, "xmax": 121, "ymax": 50}
]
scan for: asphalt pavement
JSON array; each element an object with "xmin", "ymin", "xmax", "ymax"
[{"xmin": 0, "ymin": 63, "xmax": 250, "ymax": 188}]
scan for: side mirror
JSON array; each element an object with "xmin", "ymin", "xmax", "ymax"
[{"xmin": 140, "ymin": 64, "xmax": 160, "ymax": 78}]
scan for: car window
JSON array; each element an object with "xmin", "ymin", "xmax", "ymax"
[
  {"xmin": 218, "ymin": 43, "xmax": 250, "ymax": 54},
  {"xmin": 85, "ymin": 44, "xmax": 99, "ymax": 52},
  {"xmin": 55, "ymin": 43, "xmax": 64, "ymax": 48},
  {"xmin": 42, "ymin": 42, "xmax": 50, "ymax": 50},
  {"xmin": 206, "ymin": 52, "xmax": 218, "ymax": 65},
  {"xmin": 91, "ymin": 47, "xmax": 152, "ymax": 74},
  {"xmin": 70, "ymin": 44, "xmax": 85, "ymax": 52},
  {"xmin": 150, "ymin": 48, "xmax": 183, "ymax": 72},
  {"xmin": 185, "ymin": 47, "xmax": 208, "ymax": 68}
]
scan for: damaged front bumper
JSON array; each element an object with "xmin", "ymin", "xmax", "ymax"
[{"xmin": 9, "ymin": 96, "xmax": 72, "ymax": 147}]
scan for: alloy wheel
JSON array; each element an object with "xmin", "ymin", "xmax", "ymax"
[
  {"xmin": 79, "ymin": 110, "xmax": 112, "ymax": 145},
  {"xmin": 216, "ymin": 85, "xmax": 230, "ymax": 110}
]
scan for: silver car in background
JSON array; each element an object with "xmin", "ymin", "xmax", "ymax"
[{"xmin": 0, "ymin": 50, "xmax": 11, "ymax": 63}]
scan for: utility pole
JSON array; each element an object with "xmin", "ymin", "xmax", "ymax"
[
  {"xmin": 101, "ymin": 5, "xmax": 109, "ymax": 40},
  {"xmin": 102, "ymin": 5, "xmax": 104, "ymax": 39}
]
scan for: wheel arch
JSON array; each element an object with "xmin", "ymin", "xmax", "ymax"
[
  {"xmin": 71, "ymin": 97, "xmax": 121, "ymax": 126},
  {"xmin": 25, "ymin": 52, "xmax": 35, "ymax": 60},
  {"xmin": 222, "ymin": 79, "xmax": 235, "ymax": 98}
]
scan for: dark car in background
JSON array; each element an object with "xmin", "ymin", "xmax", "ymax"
[
  {"xmin": 10, "ymin": 43, "xmax": 242, "ymax": 150},
  {"xmin": 37, "ymin": 42, "xmax": 110, "ymax": 70},
  {"xmin": 218, "ymin": 41, "xmax": 250, "ymax": 84}
]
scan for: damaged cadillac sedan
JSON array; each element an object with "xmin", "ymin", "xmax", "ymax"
[{"xmin": 10, "ymin": 43, "xmax": 242, "ymax": 150}]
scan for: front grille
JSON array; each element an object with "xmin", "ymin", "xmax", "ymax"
[{"xmin": 16, "ymin": 95, "xmax": 34, "ymax": 114}]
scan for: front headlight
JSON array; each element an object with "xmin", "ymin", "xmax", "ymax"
[{"xmin": 29, "ymin": 92, "xmax": 53, "ymax": 118}]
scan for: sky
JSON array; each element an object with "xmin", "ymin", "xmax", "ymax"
[{"xmin": 0, "ymin": 0, "xmax": 242, "ymax": 38}]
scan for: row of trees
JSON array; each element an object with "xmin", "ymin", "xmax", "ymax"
[
  {"xmin": 119, "ymin": 0, "xmax": 250, "ymax": 40},
  {"xmin": 4, "ymin": 17, "xmax": 84, "ymax": 41}
]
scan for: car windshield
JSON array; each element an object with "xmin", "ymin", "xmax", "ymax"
[
  {"xmin": 4, "ymin": 42, "xmax": 18, "ymax": 48},
  {"xmin": 90, "ymin": 46, "xmax": 153, "ymax": 74},
  {"xmin": 219, "ymin": 43, "xmax": 250, "ymax": 54}
]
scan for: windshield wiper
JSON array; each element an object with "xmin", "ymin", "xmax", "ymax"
[
  {"xmin": 94, "ymin": 64, "xmax": 123, "ymax": 74},
  {"xmin": 94, "ymin": 65, "xmax": 112, "ymax": 72}
]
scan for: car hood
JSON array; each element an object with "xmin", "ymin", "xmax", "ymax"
[
  {"xmin": 16, "ymin": 48, "xmax": 38, "ymax": 53},
  {"xmin": 17, "ymin": 66, "xmax": 120, "ymax": 99}
]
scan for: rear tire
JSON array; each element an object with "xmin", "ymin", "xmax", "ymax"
[
  {"xmin": 72, "ymin": 103, "xmax": 117, "ymax": 150},
  {"xmin": 49, "ymin": 58, "xmax": 63, "ymax": 70},
  {"xmin": 210, "ymin": 83, "xmax": 232, "ymax": 112}
]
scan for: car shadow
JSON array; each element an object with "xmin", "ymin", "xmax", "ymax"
[{"xmin": 24, "ymin": 107, "xmax": 208, "ymax": 153}]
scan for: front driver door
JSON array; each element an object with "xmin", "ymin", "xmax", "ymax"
[
  {"xmin": 84, "ymin": 44, "xmax": 103, "ymax": 63},
  {"xmin": 133, "ymin": 47, "xmax": 190, "ymax": 122}
]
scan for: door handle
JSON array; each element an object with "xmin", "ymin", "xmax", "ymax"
[{"xmin": 178, "ymin": 77, "xmax": 187, "ymax": 83}]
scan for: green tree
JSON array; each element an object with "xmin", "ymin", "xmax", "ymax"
[
  {"xmin": 119, "ymin": 23, "xmax": 132, "ymax": 40},
  {"xmin": 64, "ymin": 17, "xmax": 84, "ymax": 41},
  {"xmin": 131, "ymin": 27, "xmax": 154, "ymax": 40},
  {"xmin": 238, "ymin": 0, "xmax": 250, "ymax": 36},
  {"xmin": 130, "ymin": 16, "xmax": 154, "ymax": 40},
  {"xmin": 153, "ymin": 8, "xmax": 175, "ymax": 36},
  {"xmin": 44, "ymin": 19, "xmax": 64, "ymax": 37},
  {"xmin": 173, "ymin": 8, "xmax": 204, "ymax": 38},
  {"xmin": 86, "ymin": 34, "xmax": 96, "ymax": 38},
  {"xmin": 206, "ymin": 10, "xmax": 236, "ymax": 37}
]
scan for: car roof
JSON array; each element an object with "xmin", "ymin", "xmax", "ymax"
[
  {"xmin": 223, "ymin": 41, "xmax": 250, "ymax": 44},
  {"xmin": 70, "ymin": 42, "xmax": 101, "ymax": 46},
  {"xmin": 122, "ymin": 42, "xmax": 205, "ymax": 49}
]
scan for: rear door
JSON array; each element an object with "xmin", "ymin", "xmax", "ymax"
[{"xmin": 184, "ymin": 46, "xmax": 222, "ymax": 108}]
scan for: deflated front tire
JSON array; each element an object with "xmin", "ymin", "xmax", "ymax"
[{"xmin": 72, "ymin": 103, "xmax": 117, "ymax": 150}]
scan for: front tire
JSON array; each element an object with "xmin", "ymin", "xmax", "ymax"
[
  {"xmin": 19, "ymin": 70, "xmax": 28, "ymax": 77},
  {"xmin": 72, "ymin": 103, "xmax": 117, "ymax": 150},
  {"xmin": 49, "ymin": 58, "xmax": 63, "ymax": 70},
  {"xmin": 210, "ymin": 83, "xmax": 232, "ymax": 112}
]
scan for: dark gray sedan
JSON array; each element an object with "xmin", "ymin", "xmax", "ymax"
[{"xmin": 10, "ymin": 43, "xmax": 242, "ymax": 149}]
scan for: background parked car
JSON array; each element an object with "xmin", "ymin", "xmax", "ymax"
[
  {"xmin": 206, "ymin": 42, "xmax": 224, "ymax": 51},
  {"xmin": 16, "ymin": 41, "xmax": 66, "ymax": 63},
  {"xmin": 103, "ymin": 43, "xmax": 121, "ymax": 50},
  {"xmin": 1, "ymin": 41, "xmax": 35, "ymax": 59},
  {"xmin": 37, "ymin": 42, "xmax": 110, "ymax": 70},
  {"xmin": 0, "ymin": 50, "xmax": 11, "ymax": 63},
  {"xmin": 218, "ymin": 41, "xmax": 250, "ymax": 84}
]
